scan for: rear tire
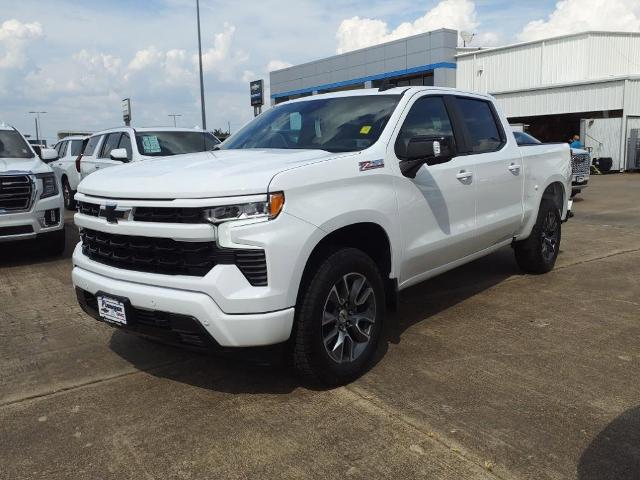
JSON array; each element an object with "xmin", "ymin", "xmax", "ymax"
[
  {"xmin": 62, "ymin": 178, "xmax": 76, "ymax": 210},
  {"xmin": 571, "ymin": 188, "xmax": 581, "ymax": 198},
  {"xmin": 514, "ymin": 199, "xmax": 561, "ymax": 274},
  {"xmin": 292, "ymin": 247, "xmax": 384, "ymax": 386},
  {"xmin": 39, "ymin": 227, "xmax": 66, "ymax": 257}
]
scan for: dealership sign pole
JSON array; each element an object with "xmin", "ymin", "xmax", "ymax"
[
  {"xmin": 122, "ymin": 98, "xmax": 131, "ymax": 126},
  {"xmin": 250, "ymin": 79, "xmax": 264, "ymax": 117}
]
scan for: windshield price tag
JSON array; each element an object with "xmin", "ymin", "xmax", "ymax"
[{"xmin": 142, "ymin": 135, "xmax": 161, "ymax": 153}]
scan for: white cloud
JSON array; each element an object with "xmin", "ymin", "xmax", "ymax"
[
  {"xmin": 128, "ymin": 46, "xmax": 162, "ymax": 71},
  {"xmin": 199, "ymin": 23, "xmax": 247, "ymax": 79},
  {"xmin": 267, "ymin": 59, "xmax": 293, "ymax": 71},
  {"xmin": 241, "ymin": 70, "xmax": 256, "ymax": 82},
  {"xmin": 518, "ymin": 0, "xmax": 640, "ymax": 42},
  {"xmin": 0, "ymin": 19, "xmax": 43, "ymax": 69},
  {"xmin": 335, "ymin": 0, "xmax": 498, "ymax": 52}
]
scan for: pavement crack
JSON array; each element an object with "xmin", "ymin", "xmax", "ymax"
[
  {"xmin": 555, "ymin": 247, "xmax": 640, "ymax": 271},
  {"xmin": 0, "ymin": 358, "xmax": 197, "ymax": 409}
]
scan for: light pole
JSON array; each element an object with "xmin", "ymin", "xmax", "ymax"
[
  {"xmin": 196, "ymin": 0, "xmax": 207, "ymax": 129},
  {"xmin": 28, "ymin": 111, "xmax": 46, "ymax": 144},
  {"xmin": 168, "ymin": 114, "xmax": 182, "ymax": 127}
]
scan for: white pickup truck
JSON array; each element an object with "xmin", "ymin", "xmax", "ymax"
[{"xmin": 72, "ymin": 87, "xmax": 571, "ymax": 385}]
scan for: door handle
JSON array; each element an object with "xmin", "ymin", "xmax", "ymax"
[
  {"xmin": 508, "ymin": 163, "xmax": 521, "ymax": 173},
  {"xmin": 95, "ymin": 166, "xmax": 101, "ymax": 170},
  {"xmin": 456, "ymin": 170, "xmax": 473, "ymax": 181}
]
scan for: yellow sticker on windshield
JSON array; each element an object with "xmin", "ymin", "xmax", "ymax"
[{"xmin": 360, "ymin": 125, "xmax": 372, "ymax": 134}]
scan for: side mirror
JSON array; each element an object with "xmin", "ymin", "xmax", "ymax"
[
  {"xmin": 40, "ymin": 148, "xmax": 58, "ymax": 162},
  {"xmin": 398, "ymin": 136, "xmax": 454, "ymax": 178},
  {"xmin": 110, "ymin": 148, "xmax": 128, "ymax": 161}
]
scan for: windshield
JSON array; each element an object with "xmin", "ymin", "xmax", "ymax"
[
  {"xmin": 135, "ymin": 131, "xmax": 220, "ymax": 157},
  {"xmin": 222, "ymin": 95, "xmax": 401, "ymax": 153},
  {"xmin": 0, "ymin": 130, "xmax": 35, "ymax": 159}
]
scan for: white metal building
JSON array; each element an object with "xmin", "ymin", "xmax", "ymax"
[{"xmin": 456, "ymin": 31, "xmax": 640, "ymax": 171}]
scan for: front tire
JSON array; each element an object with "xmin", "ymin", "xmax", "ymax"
[
  {"xmin": 292, "ymin": 248, "xmax": 385, "ymax": 386},
  {"xmin": 514, "ymin": 199, "xmax": 561, "ymax": 274},
  {"xmin": 62, "ymin": 178, "xmax": 76, "ymax": 210}
]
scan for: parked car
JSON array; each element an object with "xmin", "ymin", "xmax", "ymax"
[
  {"xmin": 79, "ymin": 127, "xmax": 221, "ymax": 180},
  {"xmin": 513, "ymin": 129, "xmax": 589, "ymax": 197},
  {"xmin": 50, "ymin": 135, "xmax": 88, "ymax": 210},
  {"xmin": 72, "ymin": 87, "xmax": 571, "ymax": 385},
  {"xmin": 0, "ymin": 125, "xmax": 65, "ymax": 254}
]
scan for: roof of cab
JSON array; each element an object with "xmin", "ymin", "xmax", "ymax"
[{"xmin": 89, "ymin": 126, "xmax": 207, "ymax": 136}]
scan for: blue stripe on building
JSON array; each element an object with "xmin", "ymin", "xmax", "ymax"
[{"xmin": 271, "ymin": 62, "xmax": 457, "ymax": 99}]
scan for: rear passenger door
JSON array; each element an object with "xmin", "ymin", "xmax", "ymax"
[{"xmin": 453, "ymin": 96, "xmax": 524, "ymax": 246}]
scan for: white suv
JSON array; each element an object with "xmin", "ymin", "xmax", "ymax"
[
  {"xmin": 0, "ymin": 125, "xmax": 65, "ymax": 254},
  {"xmin": 51, "ymin": 135, "xmax": 89, "ymax": 210},
  {"xmin": 79, "ymin": 127, "xmax": 220, "ymax": 179}
]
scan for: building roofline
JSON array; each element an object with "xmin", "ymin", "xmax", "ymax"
[
  {"xmin": 489, "ymin": 74, "xmax": 640, "ymax": 96},
  {"xmin": 271, "ymin": 61, "xmax": 456, "ymax": 99},
  {"xmin": 271, "ymin": 28, "xmax": 457, "ymax": 74},
  {"xmin": 456, "ymin": 30, "xmax": 640, "ymax": 58}
]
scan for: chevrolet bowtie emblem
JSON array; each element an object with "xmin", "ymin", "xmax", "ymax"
[{"xmin": 103, "ymin": 203, "xmax": 119, "ymax": 224}]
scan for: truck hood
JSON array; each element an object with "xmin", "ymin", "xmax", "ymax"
[
  {"xmin": 0, "ymin": 157, "xmax": 49, "ymax": 175},
  {"xmin": 78, "ymin": 149, "xmax": 346, "ymax": 199}
]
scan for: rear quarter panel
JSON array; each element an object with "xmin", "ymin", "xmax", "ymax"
[{"xmin": 517, "ymin": 143, "xmax": 571, "ymax": 240}]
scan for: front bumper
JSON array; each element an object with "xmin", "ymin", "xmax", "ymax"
[
  {"xmin": 72, "ymin": 265, "xmax": 295, "ymax": 347},
  {"xmin": 0, "ymin": 194, "xmax": 64, "ymax": 242}
]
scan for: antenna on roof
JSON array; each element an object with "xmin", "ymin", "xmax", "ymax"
[{"xmin": 460, "ymin": 31, "xmax": 475, "ymax": 47}]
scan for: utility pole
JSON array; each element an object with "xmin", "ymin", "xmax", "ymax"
[
  {"xmin": 168, "ymin": 114, "xmax": 182, "ymax": 127},
  {"xmin": 196, "ymin": 0, "xmax": 207, "ymax": 129},
  {"xmin": 29, "ymin": 111, "xmax": 46, "ymax": 144}
]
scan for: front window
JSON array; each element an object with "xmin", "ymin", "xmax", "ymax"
[
  {"xmin": 0, "ymin": 130, "xmax": 35, "ymax": 159},
  {"xmin": 222, "ymin": 95, "xmax": 401, "ymax": 153},
  {"xmin": 135, "ymin": 131, "xmax": 220, "ymax": 157}
]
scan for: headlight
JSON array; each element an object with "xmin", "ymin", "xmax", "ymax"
[
  {"xmin": 204, "ymin": 192, "xmax": 284, "ymax": 224},
  {"xmin": 36, "ymin": 173, "xmax": 58, "ymax": 199}
]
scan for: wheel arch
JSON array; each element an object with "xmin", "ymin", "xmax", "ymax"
[{"xmin": 296, "ymin": 222, "xmax": 397, "ymax": 311}]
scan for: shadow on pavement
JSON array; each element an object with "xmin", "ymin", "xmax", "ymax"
[
  {"xmin": 0, "ymin": 222, "xmax": 78, "ymax": 267},
  {"xmin": 578, "ymin": 406, "xmax": 640, "ymax": 480},
  {"xmin": 109, "ymin": 245, "xmax": 521, "ymax": 394}
]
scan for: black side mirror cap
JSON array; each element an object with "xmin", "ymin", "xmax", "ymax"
[{"xmin": 398, "ymin": 136, "xmax": 454, "ymax": 178}]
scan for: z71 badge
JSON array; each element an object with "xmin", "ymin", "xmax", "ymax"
[{"xmin": 359, "ymin": 159, "xmax": 384, "ymax": 172}]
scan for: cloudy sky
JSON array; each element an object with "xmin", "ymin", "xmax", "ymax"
[{"xmin": 2, "ymin": 0, "xmax": 640, "ymax": 143}]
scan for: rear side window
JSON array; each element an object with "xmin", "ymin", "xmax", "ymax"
[
  {"xmin": 455, "ymin": 97, "xmax": 504, "ymax": 153},
  {"xmin": 83, "ymin": 135, "xmax": 102, "ymax": 156},
  {"xmin": 69, "ymin": 140, "xmax": 84, "ymax": 156},
  {"xmin": 395, "ymin": 96, "xmax": 455, "ymax": 157}
]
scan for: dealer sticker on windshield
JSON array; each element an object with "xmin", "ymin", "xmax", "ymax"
[
  {"xmin": 359, "ymin": 159, "xmax": 384, "ymax": 171},
  {"xmin": 141, "ymin": 135, "xmax": 161, "ymax": 153}
]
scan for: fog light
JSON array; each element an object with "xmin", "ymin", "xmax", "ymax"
[{"xmin": 38, "ymin": 208, "xmax": 60, "ymax": 227}]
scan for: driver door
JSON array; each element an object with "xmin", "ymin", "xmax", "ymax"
[{"xmin": 392, "ymin": 94, "xmax": 478, "ymax": 285}]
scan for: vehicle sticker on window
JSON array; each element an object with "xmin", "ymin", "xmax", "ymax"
[
  {"xmin": 360, "ymin": 125, "xmax": 372, "ymax": 135},
  {"xmin": 141, "ymin": 135, "xmax": 161, "ymax": 153},
  {"xmin": 359, "ymin": 158, "xmax": 384, "ymax": 171}
]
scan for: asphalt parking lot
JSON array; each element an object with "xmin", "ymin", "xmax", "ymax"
[{"xmin": 1, "ymin": 174, "xmax": 639, "ymax": 480}]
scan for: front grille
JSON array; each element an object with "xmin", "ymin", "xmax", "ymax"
[
  {"xmin": 78, "ymin": 202, "xmax": 204, "ymax": 224},
  {"xmin": 571, "ymin": 153, "xmax": 590, "ymax": 177},
  {"xmin": 134, "ymin": 207, "xmax": 203, "ymax": 223},
  {"xmin": 80, "ymin": 228, "xmax": 267, "ymax": 285},
  {"xmin": 76, "ymin": 288, "xmax": 219, "ymax": 349},
  {"xmin": 0, "ymin": 175, "xmax": 33, "ymax": 212},
  {"xmin": 78, "ymin": 201, "xmax": 100, "ymax": 216}
]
